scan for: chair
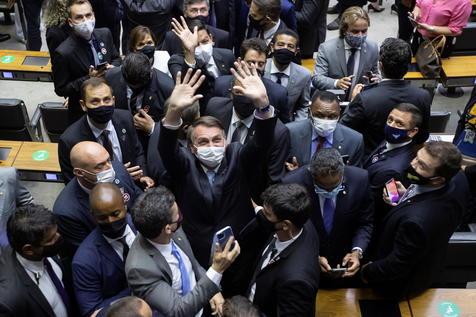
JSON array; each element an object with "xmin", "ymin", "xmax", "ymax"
[
  {"xmin": 429, "ymin": 111, "xmax": 451, "ymax": 133},
  {"xmin": 450, "ymin": 23, "xmax": 476, "ymax": 56},
  {"xmin": 36, "ymin": 102, "xmax": 69, "ymax": 142},
  {"xmin": 0, "ymin": 98, "xmax": 42, "ymax": 141}
]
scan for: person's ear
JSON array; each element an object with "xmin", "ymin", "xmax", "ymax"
[
  {"xmin": 294, "ymin": 47, "xmax": 300, "ymax": 55},
  {"xmin": 80, "ymin": 100, "xmax": 88, "ymax": 113},
  {"xmin": 111, "ymin": 95, "xmax": 116, "ymax": 106},
  {"xmin": 73, "ymin": 167, "xmax": 84, "ymax": 178},
  {"xmin": 408, "ymin": 127, "xmax": 419, "ymax": 138},
  {"xmin": 22, "ymin": 244, "xmax": 35, "ymax": 257},
  {"xmin": 430, "ymin": 176, "xmax": 446, "ymax": 187},
  {"xmin": 67, "ymin": 18, "xmax": 74, "ymax": 27},
  {"xmin": 282, "ymin": 220, "xmax": 292, "ymax": 232}
]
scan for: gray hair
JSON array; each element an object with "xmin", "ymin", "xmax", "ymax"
[
  {"xmin": 309, "ymin": 148, "xmax": 344, "ymax": 178},
  {"xmin": 183, "ymin": 0, "xmax": 210, "ymax": 11}
]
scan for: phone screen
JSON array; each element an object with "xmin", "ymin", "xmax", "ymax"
[{"xmin": 385, "ymin": 179, "xmax": 400, "ymax": 203}]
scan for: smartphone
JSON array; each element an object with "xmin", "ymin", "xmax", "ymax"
[
  {"xmin": 213, "ymin": 226, "xmax": 234, "ymax": 250},
  {"xmin": 329, "ymin": 267, "xmax": 347, "ymax": 278},
  {"xmin": 341, "ymin": 155, "xmax": 350, "ymax": 165},
  {"xmin": 95, "ymin": 61, "xmax": 108, "ymax": 71},
  {"xmin": 408, "ymin": 14, "xmax": 418, "ymax": 27},
  {"xmin": 385, "ymin": 179, "xmax": 400, "ymax": 203}
]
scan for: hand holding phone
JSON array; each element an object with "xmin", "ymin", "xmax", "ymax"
[
  {"xmin": 95, "ymin": 62, "xmax": 108, "ymax": 72},
  {"xmin": 385, "ymin": 179, "xmax": 400, "ymax": 204}
]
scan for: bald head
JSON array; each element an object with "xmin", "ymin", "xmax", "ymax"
[
  {"xmin": 89, "ymin": 183, "xmax": 127, "ymax": 227},
  {"xmin": 70, "ymin": 141, "xmax": 110, "ymax": 169}
]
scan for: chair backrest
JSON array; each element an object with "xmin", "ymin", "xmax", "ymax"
[
  {"xmin": 39, "ymin": 102, "xmax": 69, "ymax": 143},
  {"xmin": 429, "ymin": 111, "xmax": 451, "ymax": 133},
  {"xmin": 0, "ymin": 98, "xmax": 33, "ymax": 141},
  {"xmin": 451, "ymin": 23, "xmax": 476, "ymax": 56}
]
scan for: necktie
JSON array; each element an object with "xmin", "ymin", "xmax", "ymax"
[
  {"xmin": 317, "ymin": 136, "xmax": 326, "ymax": 151},
  {"xmin": 171, "ymin": 242, "xmax": 191, "ymax": 295},
  {"xmin": 206, "ymin": 170, "xmax": 216, "ymax": 185},
  {"xmin": 117, "ymin": 236, "xmax": 129, "ymax": 262},
  {"xmin": 89, "ymin": 40, "xmax": 100, "ymax": 67},
  {"xmin": 322, "ymin": 197, "xmax": 335, "ymax": 234},
  {"xmin": 129, "ymin": 92, "xmax": 139, "ymax": 113},
  {"xmin": 99, "ymin": 130, "xmax": 114, "ymax": 160},
  {"xmin": 43, "ymin": 258, "xmax": 71, "ymax": 313},
  {"xmin": 398, "ymin": 184, "xmax": 417, "ymax": 203},
  {"xmin": 247, "ymin": 238, "xmax": 277, "ymax": 297},
  {"xmin": 231, "ymin": 121, "xmax": 247, "ymax": 144},
  {"xmin": 274, "ymin": 73, "xmax": 285, "ymax": 85},
  {"xmin": 346, "ymin": 48, "xmax": 357, "ymax": 76}
]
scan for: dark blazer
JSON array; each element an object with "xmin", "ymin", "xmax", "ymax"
[
  {"xmin": 341, "ymin": 79, "xmax": 432, "ymax": 156},
  {"xmin": 251, "ymin": 221, "xmax": 320, "ymax": 317},
  {"xmin": 72, "ymin": 219, "xmax": 136, "ymax": 317},
  {"xmin": 160, "ymin": 26, "xmax": 231, "ymax": 56},
  {"xmin": 362, "ymin": 178, "xmax": 470, "ymax": 298},
  {"xmin": 286, "ymin": 119, "xmax": 364, "ymax": 167},
  {"xmin": 58, "ymin": 109, "xmax": 147, "ymax": 184},
  {"xmin": 205, "ymin": 97, "xmax": 290, "ymax": 187},
  {"xmin": 295, "ymin": 0, "xmax": 327, "ymax": 57},
  {"xmin": 282, "ymin": 165, "xmax": 374, "ymax": 266},
  {"xmin": 212, "ymin": 0, "xmax": 236, "ymax": 39},
  {"xmin": 53, "ymin": 28, "xmax": 121, "ymax": 123},
  {"xmin": 0, "ymin": 248, "xmax": 72, "ymax": 317},
  {"xmin": 213, "ymin": 75, "xmax": 291, "ymax": 123},
  {"xmin": 46, "ymin": 24, "xmax": 71, "ymax": 59},
  {"xmin": 52, "ymin": 160, "xmax": 142, "ymax": 258},
  {"xmin": 158, "ymin": 115, "xmax": 277, "ymax": 266}
]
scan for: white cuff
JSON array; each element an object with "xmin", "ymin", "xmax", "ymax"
[
  {"xmin": 254, "ymin": 206, "xmax": 263, "ymax": 214},
  {"xmin": 253, "ymin": 106, "xmax": 275, "ymax": 120},
  {"xmin": 334, "ymin": 79, "xmax": 339, "ymax": 88},
  {"xmin": 162, "ymin": 118, "xmax": 183, "ymax": 130},
  {"xmin": 352, "ymin": 247, "xmax": 363, "ymax": 253},
  {"xmin": 185, "ymin": 59, "xmax": 197, "ymax": 68},
  {"xmin": 148, "ymin": 122, "xmax": 156, "ymax": 136},
  {"xmin": 206, "ymin": 267, "xmax": 223, "ymax": 287}
]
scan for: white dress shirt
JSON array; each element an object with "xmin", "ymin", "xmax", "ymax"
[
  {"xmin": 333, "ymin": 40, "xmax": 362, "ymax": 88},
  {"xmin": 103, "ymin": 224, "xmax": 136, "ymax": 261},
  {"xmin": 16, "ymin": 253, "xmax": 68, "ymax": 317},
  {"xmin": 87, "ymin": 116, "xmax": 123, "ymax": 162},
  {"xmin": 384, "ymin": 139, "xmax": 413, "ymax": 153},
  {"xmin": 184, "ymin": 56, "xmax": 220, "ymax": 78},
  {"xmin": 226, "ymin": 109, "xmax": 254, "ymax": 144},
  {"xmin": 262, "ymin": 20, "xmax": 282, "ymax": 45},
  {"xmin": 270, "ymin": 60, "xmax": 291, "ymax": 87}
]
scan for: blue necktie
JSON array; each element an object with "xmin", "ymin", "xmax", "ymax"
[
  {"xmin": 206, "ymin": 170, "xmax": 216, "ymax": 185},
  {"xmin": 322, "ymin": 198, "xmax": 335, "ymax": 234},
  {"xmin": 171, "ymin": 242, "xmax": 191, "ymax": 295},
  {"xmin": 43, "ymin": 258, "xmax": 71, "ymax": 314}
]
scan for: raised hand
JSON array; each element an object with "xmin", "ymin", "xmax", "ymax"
[
  {"xmin": 171, "ymin": 16, "xmax": 199, "ymax": 53},
  {"xmin": 230, "ymin": 61, "xmax": 269, "ymax": 109}
]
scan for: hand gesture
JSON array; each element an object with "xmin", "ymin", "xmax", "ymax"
[
  {"xmin": 342, "ymin": 251, "xmax": 361, "ymax": 277},
  {"xmin": 139, "ymin": 176, "xmax": 155, "ymax": 190},
  {"xmin": 230, "ymin": 61, "xmax": 269, "ymax": 108},
  {"xmin": 350, "ymin": 83, "xmax": 364, "ymax": 102},
  {"xmin": 133, "ymin": 109, "xmax": 155, "ymax": 134},
  {"xmin": 382, "ymin": 181, "xmax": 406, "ymax": 206},
  {"xmin": 124, "ymin": 162, "xmax": 143, "ymax": 180},
  {"xmin": 285, "ymin": 156, "xmax": 299, "ymax": 171},
  {"xmin": 211, "ymin": 237, "xmax": 240, "ymax": 274},
  {"xmin": 319, "ymin": 256, "xmax": 332, "ymax": 273},
  {"xmin": 336, "ymin": 75, "xmax": 354, "ymax": 90},
  {"xmin": 210, "ymin": 293, "xmax": 225, "ymax": 316},
  {"xmin": 171, "ymin": 16, "xmax": 199, "ymax": 53}
]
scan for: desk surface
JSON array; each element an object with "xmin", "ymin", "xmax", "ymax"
[
  {"xmin": 316, "ymin": 288, "xmax": 412, "ymax": 317},
  {"xmin": 409, "ymin": 289, "xmax": 476, "ymax": 317},
  {"xmin": 0, "ymin": 50, "xmax": 51, "ymax": 73},
  {"xmin": 302, "ymin": 58, "xmax": 315, "ymax": 74},
  {"xmin": 0, "ymin": 140, "xmax": 23, "ymax": 167},
  {"xmin": 442, "ymin": 56, "xmax": 476, "ymax": 78},
  {"xmin": 13, "ymin": 142, "xmax": 60, "ymax": 172}
]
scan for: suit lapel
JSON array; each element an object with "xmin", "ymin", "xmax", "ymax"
[
  {"xmin": 194, "ymin": 160, "xmax": 215, "ymax": 214},
  {"xmin": 300, "ymin": 120, "xmax": 313, "ymax": 164},
  {"xmin": 95, "ymin": 231, "xmax": 125, "ymax": 272},
  {"xmin": 356, "ymin": 41, "xmax": 368, "ymax": 81},
  {"xmin": 287, "ymin": 63, "xmax": 297, "ymax": 94},
  {"xmin": 213, "ymin": 50, "xmax": 227, "ymax": 75},
  {"xmin": 337, "ymin": 39, "xmax": 347, "ymax": 76},
  {"xmin": 112, "ymin": 114, "xmax": 127, "ymax": 158},
  {"xmin": 72, "ymin": 35, "xmax": 94, "ymax": 70},
  {"xmin": 332, "ymin": 124, "xmax": 345, "ymax": 154},
  {"xmin": 141, "ymin": 235, "xmax": 173, "ymax": 283}
]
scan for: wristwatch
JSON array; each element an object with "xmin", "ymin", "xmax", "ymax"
[
  {"xmin": 257, "ymin": 104, "xmax": 271, "ymax": 113},
  {"xmin": 352, "ymin": 248, "xmax": 363, "ymax": 259}
]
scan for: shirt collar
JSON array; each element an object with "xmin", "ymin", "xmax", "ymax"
[
  {"xmin": 87, "ymin": 115, "xmax": 114, "ymax": 139},
  {"xmin": 385, "ymin": 139, "xmax": 413, "ymax": 151},
  {"xmin": 147, "ymin": 238, "xmax": 173, "ymax": 254},
  {"xmin": 270, "ymin": 59, "xmax": 291, "ymax": 77},
  {"xmin": 231, "ymin": 108, "xmax": 254, "ymax": 129},
  {"xmin": 16, "ymin": 252, "xmax": 45, "ymax": 274},
  {"xmin": 103, "ymin": 224, "xmax": 134, "ymax": 244},
  {"xmin": 343, "ymin": 39, "xmax": 362, "ymax": 51},
  {"xmin": 274, "ymin": 228, "xmax": 303, "ymax": 253},
  {"xmin": 77, "ymin": 178, "xmax": 91, "ymax": 194},
  {"xmin": 414, "ymin": 184, "xmax": 445, "ymax": 195},
  {"xmin": 200, "ymin": 164, "xmax": 220, "ymax": 174},
  {"xmin": 311, "ymin": 124, "xmax": 334, "ymax": 145},
  {"xmin": 263, "ymin": 20, "xmax": 281, "ymax": 43}
]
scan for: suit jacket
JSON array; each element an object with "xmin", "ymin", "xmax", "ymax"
[
  {"xmin": 125, "ymin": 230, "xmax": 220, "ymax": 316},
  {"xmin": 72, "ymin": 219, "xmax": 136, "ymax": 317},
  {"xmin": 52, "ymin": 160, "xmax": 142, "ymax": 258},
  {"xmin": 264, "ymin": 58, "xmax": 311, "ymax": 121},
  {"xmin": 158, "ymin": 115, "xmax": 277, "ymax": 266},
  {"xmin": 286, "ymin": 119, "xmax": 364, "ymax": 167},
  {"xmin": 362, "ymin": 179, "xmax": 470, "ymax": 298},
  {"xmin": 53, "ymin": 28, "xmax": 121, "ymax": 123},
  {"xmin": 0, "ymin": 167, "xmax": 33, "ymax": 246},
  {"xmin": 295, "ymin": 0, "xmax": 327, "ymax": 57},
  {"xmin": 311, "ymin": 37, "xmax": 379, "ymax": 91},
  {"xmin": 213, "ymin": 75, "xmax": 291, "ymax": 123},
  {"xmin": 282, "ymin": 166, "xmax": 373, "ymax": 266},
  {"xmin": 0, "ymin": 248, "xmax": 70, "ymax": 317},
  {"xmin": 340, "ymin": 79, "xmax": 431, "ymax": 155},
  {"xmin": 251, "ymin": 222, "xmax": 320, "ymax": 317},
  {"xmin": 160, "ymin": 26, "xmax": 231, "ymax": 56},
  {"xmin": 58, "ymin": 109, "xmax": 147, "ymax": 183},
  {"xmin": 212, "ymin": 0, "xmax": 236, "ymax": 39}
]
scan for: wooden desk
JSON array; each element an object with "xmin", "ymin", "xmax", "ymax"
[
  {"xmin": 409, "ymin": 289, "xmax": 476, "ymax": 317},
  {"xmin": 316, "ymin": 288, "xmax": 412, "ymax": 317},
  {"xmin": 302, "ymin": 58, "xmax": 315, "ymax": 74},
  {"xmin": 441, "ymin": 56, "xmax": 476, "ymax": 87},
  {"xmin": 13, "ymin": 141, "xmax": 60, "ymax": 172},
  {"xmin": 0, "ymin": 140, "xmax": 23, "ymax": 167},
  {"xmin": 0, "ymin": 50, "xmax": 53, "ymax": 81}
]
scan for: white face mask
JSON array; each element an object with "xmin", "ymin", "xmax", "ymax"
[
  {"xmin": 71, "ymin": 18, "xmax": 95, "ymax": 40},
  {"xmin": 311, "ymin": 117, "xmax": 338, "ymax": 137},
  {"xmin": 95, "ymin": 167, "xmax": 116, "ymax": 184},
  {"xmin": 195, "ymin": 43, "xmax": 214, "ymax": 63},
  {"xmin": 195, "ymin": 146, "xmax": 225, "ymax": 169}
]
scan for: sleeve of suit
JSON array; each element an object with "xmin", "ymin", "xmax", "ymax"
[
  {"xmin": 267, "ymin": 125, "xmax": 291, "ymax": 183},
  {"xmin": 56, "ymin": 214, "xmax": 91, "ymax": 252},
  {"xmin": 52, "ymin": 51, "xmax": 90, "ymax": 98},
  {"xmin": 276, "ymin": 280, "xmax": 316, "ymax": 316},
  {"xmin": 126, "ymin": 113, "xmax": 148, "ymax": 176},
  {"xmin": 311, "ymin": 45, "xmax": 335, "ymax": 90},
  {"xmin": 58, "ymin": 137, "xmax": 74, "ymax": 183},
  {"xmin": 363, "ymin": 221, "xmax": 427, "ymax": 283},
  {"xmin": 351, "ymin": 178, "xmax": 374, "ymax": 252},
  {"xmin": 295, "ymin": 75, "xmax": 311, "ymax": 121},
  {"xmin": 349, "ymin": 134, "xmax": 364, "ymax": 167},
  {"xmin": 157, "ymin": 122, "xmax": 189, "ymax": 178},
  {"xmin": 105, "ymin": 30, "xmax": 121, "ymax": 67},
  {"xmin": 282, "ymin": 5, "xmax": 297, "ymax": 30},
  {"xmin": 295, "ymin": 0, "xmax": 320, "ymax": 28},
  {"xmin": 14, "ymin": 174, "xmax": 33, "ymax": 206},
  {"xmin": 340, "ymin": 94, "xmax": 366, "ymax": 134},
  {"xmin": 73, "ymin": 260, "xmax": 130, "ymax": 317}
]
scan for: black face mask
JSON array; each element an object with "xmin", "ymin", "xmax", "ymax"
[
  {"xmin": 256, "ymin": 209, "xmax": 281, "ymax": 233},
  {"xmin": 41, "ymin": 236, "xmax": 64, "ymax": 258},
  {"xmin": 404, "ymin": 165, "xmax": 435, "ymax": 185},
  {"xmin": 170, "ymin": 212, "xmax": 183, "ymax": 233},
  {"xmin": 186, "ymin": 15, "xmax": 209, "ymax": 25},
  {"xmin": 233, "ymin": 94, "xmax": 255, "ymax": 118},
  {"xmin": 98, "ymin": 217, "xmax": 127, "ymax": 239},
  {"xmin": 139, "ymin": 45, "xmax": 155, "ymax": 60},
  {"xmin": 273, "ymin": 48, "xmax": 295, "ymax": 66},
  {"xmin": 87, "ymin": 105, "xmax": 114, "ymax": 124},
  {"xmin": 249, "ymin": 16, "xmax": 265, "ymax": 29}
]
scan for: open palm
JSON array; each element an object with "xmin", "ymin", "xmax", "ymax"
[
  {"xmin": 171, "ymin": 16, "xmax": 199, "ymax": 52},
  {"xmin": 168, "ymin": 69, "xmax": 205, "ymax": 111},
  {"xmin": 231, "ymin": 61, "xmax": 269, "ymax": 108}
]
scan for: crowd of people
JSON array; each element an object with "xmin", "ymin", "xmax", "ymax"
[{"xmin": 0, "ymin": 0, "xmax": 475, "ymax": 315}]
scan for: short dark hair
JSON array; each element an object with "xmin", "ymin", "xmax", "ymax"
[
  {"xmin": 392, "ymin": 103, "xmax": 423, "ymax": 129},
  {"xmin": 128, "ymin": 25, "xmax": 157, "ymax": 53},
  {"xmin": 222, "ymin": 296, "xmax": 260, "ymax": 317},
  {"xmin": 7, "ymin": 204, "xmax": 57, "ymax": 253},
  {"xmin": 240, "ymin": 38, "xmax": 268, "ymax": 59},
  {"xmin": 424, "ymin": 141, "xmax": 462, "ymax": 181},
  {"xmin": 106, "ymin": 296, "xmax": 149, "ymax": 317},
  {"xmin": 261, "ymin": 183, "xmax": 311, "ymax": 229},
  {"xmin": 187, "ymin": 115, "xmax": 225, "ymax": 145},
  {"xmin": 131, "ymin": 186, "xmax": 175, "ymax": 239},
  {"xmin": 187, "ymin": 19, "xmax": 211, "ymax": 35},
  {"xmin": 81, "ymin": 77, "xmax": 112, "ymax": 101},
  {"xmin": 311, "ymin": 90, "xmax": 339, "ymax": 105},
  {"xmin": 379, "ymin": 38, "xmax": 412, "ymax": 79},
  {"xmin": 122, "ymin": 52, "xmax": 152, "ymax": 86},
  {"xmin": 67, "ymin": 0, "xmax": 92, "ymax": 18},
  {"xmin": 183, "ymin": 0, "xmax": 209, "ymax": 11},
  {"xmin": 309, "ymin": 148, "xmax": 345, "ymax": 178},
  {"xmin": 252, "ymin": 0, "xmax": 281, "ymax": 21},
  {"xmin": 271, "ymin": 29, "xmax": 300, "ymax": 47}
]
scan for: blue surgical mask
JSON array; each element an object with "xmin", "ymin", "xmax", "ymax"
[
  {"xmin": 314, "ymin": 182, "xmax": 344, "ymax": 199},
  {"xmin": 384, "ymin": 124, "xmax": 410, "ymax": 144},
  {"xmin": 345, "ymin": 33, "xmax": 367, "ymax": 48}
]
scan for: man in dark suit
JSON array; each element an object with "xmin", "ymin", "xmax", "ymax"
[
  {"xmin": 341, "ymin": 38, "xmax": 431, "ymax": 156},
  {"xmin": 161, "ymin": 0, "xmax": 231, "ymax": 55},
  {"xmin": 364, "ymin": 103, "xmax": 422, "ymax": 220},
  {"xmin": 126, "ymin": 186, "xmax": 240, "ymax": 316},
  {"xmin": 53, "ymin": 141, "xmax": 142, "ymax": 259},
  {"xmin": 282, "ymin": 149, "xmax": 373, "ymax": 287},
  {"xmin": 286, "ymin": 91, "xmax": 364, "ymax": 170},
  {"xmin": 168, "ymin": 18, "xmax": 234, "ymax": 104},
  {"xmin": 295, "ymin": 0, "xmax": 328, "ymax": 57},
  {"xmin": 361, "ymin": 141, "xmax": 470, "ymax": 298},
  {"xmin": 0, "ymin": 204, "xmax": 71, "ymax": 316},
  {"xmin": 246, "ymin": 184, "xmax": 319, "ymax": 316},
  {"xmin": 158, "ymin": 64, "xmax": 277, "ymax": 266},
  {"xmin": 52, "ymin": 0, "xmax": 121, "ymax": 123},
  {"xmin": 213, "ymin": 38, "xmax": 291, "ymax": 123},
  {"xmin": 73, "ymin": 183, "xmax": 137, "ymax": 317},
  {"xmin": 245, "ymin": 0, "xmax": 289, "ymax": 44},
  {"xmin": 59, "ymin": 78, "xmax": 153, "ymax": 189}
]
